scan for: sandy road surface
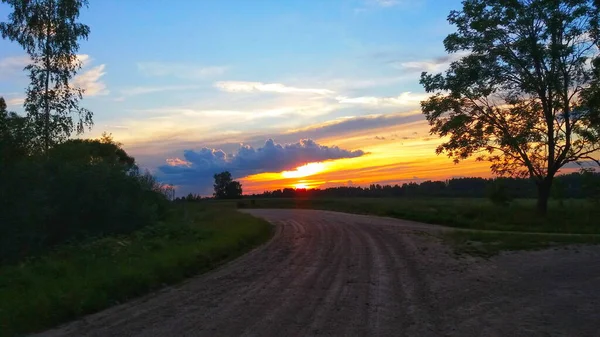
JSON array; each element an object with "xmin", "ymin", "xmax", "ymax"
[{"xmin": 37, "ymin": 209, "xmax": 600, "ymax": 337}]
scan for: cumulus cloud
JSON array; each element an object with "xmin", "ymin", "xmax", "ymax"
[
  {"xmin": 158, "ymin": 139, "xmax": 366, "ymax": 192},
  {"xmin": 214, "ymin": 81, "xmax": 334, "ymax": 95},
  {"xmin": 137, "ymin": 62, "xmax": 227, "ymax": 79}
]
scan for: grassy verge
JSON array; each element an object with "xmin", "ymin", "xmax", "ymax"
[
  {"xmin": 236, "ymin": 197, "xmax": 600, "ymax": 234},
  {"xmin": 0, "ymin": 203, "xmax": 272, "ymax": 337},
  {"xmin": 443, "ymin": 230, "xmax": 600, "ymax": 258},
  {"xmin": 234, "ymin": 197, "xmax": 600, "ymax": 256}
]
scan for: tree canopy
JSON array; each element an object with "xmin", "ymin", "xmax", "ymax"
[
  {"xmin": 0, "ymin": 0, "xmax": 92, "ymax": 151},
  {"xmin": 420, "ymin": 0, "xmax": 600, "ymax": 212},
  {"xmin": 213, "ymin": 171, "xmax": 243, "ymax": 199}
]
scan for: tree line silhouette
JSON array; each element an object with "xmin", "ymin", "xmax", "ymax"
[{"xmin": 246, "ymin": 173, "xmax": 600, "ymax": 201}]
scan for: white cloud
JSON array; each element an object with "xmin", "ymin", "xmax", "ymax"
[
  {"xmin": 321, "ymin": 76, "xmax": 410, "ymax": 90},
  {"xmin": 0, "ymin": 55, "xmax": 30, "ymax": 78},
  {"xmin": 393, "ymin": 52, "xmax": 469, "ymax": 73},
  {"xmin": 371, "ymin": 0, "xmax": 400, "ymax": 7},
  {"xmin": 73, "ymin": 64, "xmax": 108, "ymax": 96},
  {"xmin": 214, "ymin": 81, "xmax": 335, "ymax": 95},
  {"xmin": 6, "ymin": 97, "xmax": 25, "ymax": 106},
  {"xmin": 0, "ymin": 54, "xmax": 107, "ymax": 96},
  {"xmin": 77, "ymin": 54, "xmax": 91, "ymax": 67},
  {"xmin": 0, "ymin": 55, "xmax": 30, "ymax": 69},
  {"xmin": 137, "ymin": 62, "xmax": 227, "ymax": 79},
  {"xmin": 128, "ymin": 102, "xmax": 338, "ymax": 121},
  {"xmin": 120, "ymin": 85, "xmax": 201, "ymax": 96},
  {"xmin": 336, "ymin": 92, "xmax": 429, "ymax": 107}
]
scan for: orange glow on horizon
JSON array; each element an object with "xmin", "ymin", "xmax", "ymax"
[
  {"xmin": 281, "ymin": 162, "xmax": 327, "ymax": 178},
  {"xmin": 237, "ymin": 119, "xmax": 499, "ymax": 194}
]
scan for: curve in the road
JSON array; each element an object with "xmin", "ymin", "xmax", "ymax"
[{"xmin": 36, "ymin": 209, "xmax": 600, "ymax": 337}]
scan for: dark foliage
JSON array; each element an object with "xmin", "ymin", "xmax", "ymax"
[
  {"xmin": 487, "ymin": 180, "xmax": 512, "ymax": 206},
  {"xmin": 420, "ymin": 0, "xmax": 600, "ymax": 213},
  {"xmin": 0, "ymin": 118, "xmax": 170, "ymax": 264},
  {"xmin": 0, "ymin": 4, "xmax": 171, "ymax": 267},
  {"xmin": 248, "ymin": 174, "xmax": 600, "ymax": 200},
  {"xmin": 213, "ymin": 171, "xmax": 243, "ymax": 199}
]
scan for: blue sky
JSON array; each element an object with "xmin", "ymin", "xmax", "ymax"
[{"xmin": 1, "ymin": 0, "xmax": 484, "ymax": 195}]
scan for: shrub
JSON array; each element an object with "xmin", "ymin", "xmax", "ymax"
[
  {"xmin": 487, "ymin": 179, "xmax": 512, "ymax": 206},
  {"xmin": 0, "ymin": 138, "xmax": 170, "ymax": 264}
]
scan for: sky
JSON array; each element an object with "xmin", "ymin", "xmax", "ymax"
[{"xmin": 0, "ymin": 0, "xmax": 496, "ymax": 195}]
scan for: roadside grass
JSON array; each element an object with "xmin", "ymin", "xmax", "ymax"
[
  {"xmin": 235, "ymin": 197, "xmax": 600, "ymax": 234},
  {"xmin": 0, "ymin": 203, "xmax": 272, "ymax": 337},
  {"xmin": 443, "ymin": 230, "xmax": 600, "ymax": 258}
]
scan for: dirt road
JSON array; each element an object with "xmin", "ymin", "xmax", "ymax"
[{"xmin": 37, "ymin": 209, "xmax": 600, "ymax": 337}]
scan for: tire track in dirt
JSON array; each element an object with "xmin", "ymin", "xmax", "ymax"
[{"xmin": 36, "ymin": 209, "xmax": 600, "ymax": 337}]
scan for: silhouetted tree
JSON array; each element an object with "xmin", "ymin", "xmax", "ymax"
[
  {"xmin": 0, "ymin": 97, "xmax": 35, "ymax": 162},
  {"xmin": 213, "ymin": 171, "xmax": 243, "ymax": 199},
  {"xmin": 226, "ymin": 181, "xmax": 243, "ymax": 199},
  {"xmin": 420, "ymin": 0, "xmax": 600, "ymax": 214},
  {"xmin": 1, "ymin": 0, "xmax": 92, "ymax": 151}
]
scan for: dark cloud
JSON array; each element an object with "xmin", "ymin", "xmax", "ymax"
[{"xmin": 158, "ymin": 139, "xmax": 366, "ymax": 194}]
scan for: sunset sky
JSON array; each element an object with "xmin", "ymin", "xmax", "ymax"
[{"xmin": 0, "ymin": 0, "xmax": 495, "ymax": 195}]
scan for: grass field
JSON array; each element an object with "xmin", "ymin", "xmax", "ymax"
[
  {"xmin": 237, "ymin": 197, "xmax": 600, "ymax": 234},
  {"xmin": 234, "ymin": 197, "xmax": 600, "ymax": 256},
  {"xmin": 0, "ymin": 203, "xmax": 272, "ymax": 337},
  {"xmin": 444, "ymin": 230, "xmax": 600, "ymax": 257}
]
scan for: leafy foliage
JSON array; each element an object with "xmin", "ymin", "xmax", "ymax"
[
  {"xmin": 213, "ymin": 171, "xmax": 243, "ymax": 199},
  {"xmin": 0, "ymin": 0, "xmax": 92, "ymax": 150},
  {"xmin": 488, "ymin": 179, "xmax": 513, "ymax": 206},
  {"xmin": 0, "ymin": 97, "xmax": 36, "ymax": 162},
  {"xmin": 581, "ymin": 167, "xmax": 600, "ymax": 202},
  {"xmin": 0, "ymin": 129, "xmax": 171, "ymax": 264},
  {"xmin": 420, "ymin": 0, "xmax": 600, "ymax": 212}
]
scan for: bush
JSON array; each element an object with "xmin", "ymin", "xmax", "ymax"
[
  {"xmin": 581, "ymin": 169, "xmax": 600, "ymax": 204},
  {"xmin": 487, "ymin": 179, "xmax": 512, "ymax": 206},
  {"xmin": 0, "ymin": 138, "xmax": 170, "ymax": 264}
]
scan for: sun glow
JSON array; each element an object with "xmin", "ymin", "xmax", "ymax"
[
  {"xmin": 281, "ymin": 162, "xmax": 327, "ymax": 178},
  {"xmin": 294, "ymin": 183, "xmax": 309, "ymax": 189}
]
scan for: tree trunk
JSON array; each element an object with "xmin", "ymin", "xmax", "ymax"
[
  {"xmin": 536, "ymin": 179, "xmax": 552, "ymax": 215},
  {"xmin": 43, "ymin": 28, "xmax": 51, "ymax": 153}
]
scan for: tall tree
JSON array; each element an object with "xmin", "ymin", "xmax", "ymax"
[
  {"xmin": 580, "ymin": 43, "xmax": 600, "ymax": 166},
  {"xmin": 0, "ymin": 0, "xmax": 92, "ymax": 152},
  {"xmin": 420, "ymin": 0, "xmax": 600, "ymax": 213}
]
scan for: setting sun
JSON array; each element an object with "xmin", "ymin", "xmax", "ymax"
[
  {"xmin": 281, "ymin": 162, "xmax": 327, "ymax": 179},
  {"xmin": 294, "ymin": 183, "xmax": 309, "ymax": 189}
]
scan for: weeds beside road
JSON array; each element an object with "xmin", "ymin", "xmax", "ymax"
[{"xmin": 0, "ymin": 203, "xmax": 272, "ymax": 337}]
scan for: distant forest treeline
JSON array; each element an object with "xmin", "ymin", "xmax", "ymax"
[
  {"xmin": 252, "ymin": 173, "xmax": 600, "ymax": 199},
  {"xmin": 177, "ymin": 172, "xmax": 600, "ymax": 201}
]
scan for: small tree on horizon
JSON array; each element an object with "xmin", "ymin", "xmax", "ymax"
[
  {"xmin": 420, "ymin": 0, "xmax": 600, "ymax": 214},
  {"xmin": 213, "ymin": 171, "xmax": 243, "ymax": 199}
]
